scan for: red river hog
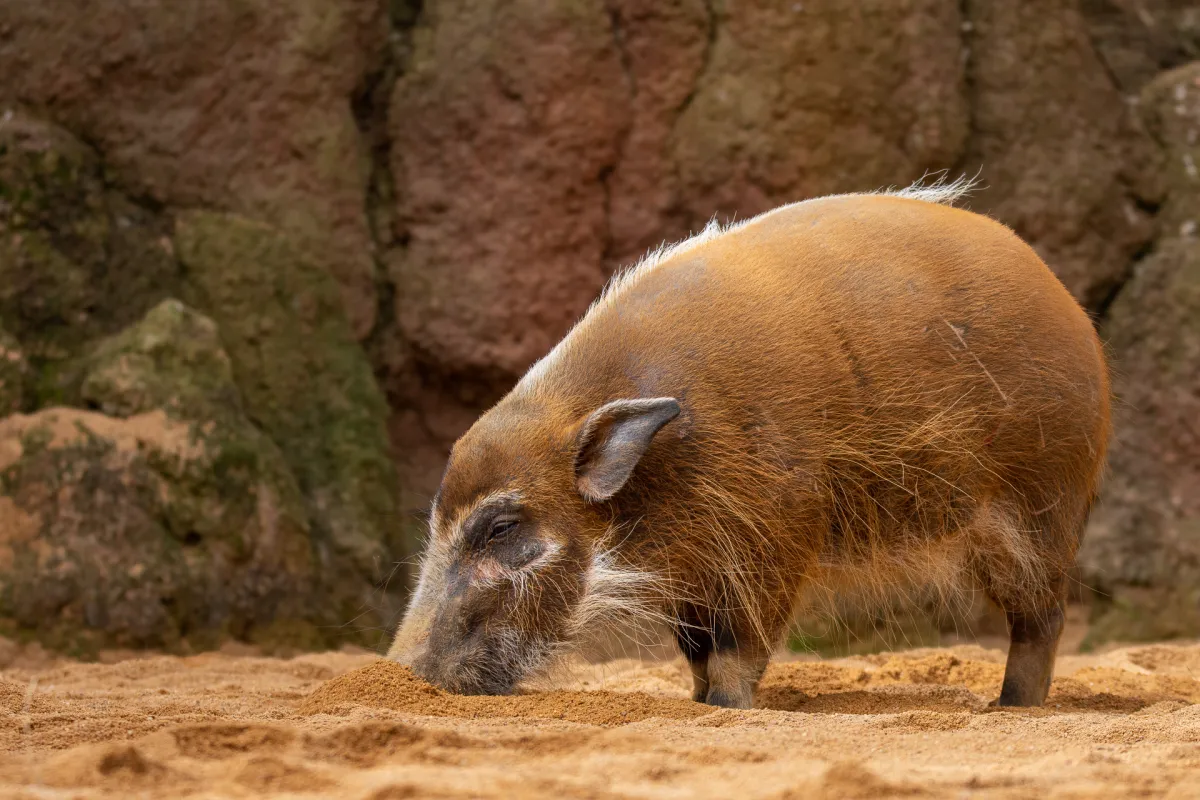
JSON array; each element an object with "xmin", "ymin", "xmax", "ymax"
[{"xmin": 388, "ymin": 179, "xmax": 1110, "ymax": 709}]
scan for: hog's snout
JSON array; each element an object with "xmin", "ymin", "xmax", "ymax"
[
  {"xmin": 412, "ymin": 623, "xmax": 523, "ymax": 696},
  {"xmin": 398, "ymin": 587, "xmax": 522, "ymax": 696},
  {"xmin": 412, "ymin": 644, "xmax": 518, "ymax": 696}
]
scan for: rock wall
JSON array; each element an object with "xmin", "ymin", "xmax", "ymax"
[
  {"xmin": 1, "ymin": 0, "xmax": 1199, "ymax": 650},
  {"xmin": 0, "ymin": 114, "xmax": 399, "ymax": 652},
  {"xmin": 1083, "ymin": 60, "xmax": 1200, "ymax": 643}
]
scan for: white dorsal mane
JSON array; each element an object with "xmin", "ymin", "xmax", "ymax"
[{"xmin": 519, "ymin": 173, "xmax": 981, "ymax": 390}]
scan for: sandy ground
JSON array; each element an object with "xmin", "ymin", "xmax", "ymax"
[{"xmin": 2, "ymin": 636, "xmax": 1200, "ymax": 799}]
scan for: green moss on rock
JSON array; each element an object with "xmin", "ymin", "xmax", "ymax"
[
  {"xmin": 81, "ymin": 299, "xmax": 237, "ymax": 415},
  {"xmin": 0, "ymin": 406, "xmax": 311, "ymax": 653},
  {"xmin": 0, "ymin": 298, "xmax": 394, "ymax": 652},
  {"xmin": 0, "ymin": 324, "xmax": 25, "ymax": 414},
  {"xmin": 0, "ymin": 112, "xmax": 180, "ymax": 403},
  {"xmin": 174, "ymin": 211, "xmax": 399, "ymax": 582},
  {"xmin": 80, "ymin": 299, "xmax": 312, "ymax": 553},
  {"xmin": 0, "ymin": 108, "xmax": 401, "ymax": 653},
  {"xmin": 1083, "ymin": 582, "xmax": 1200, "ymax": 650}
]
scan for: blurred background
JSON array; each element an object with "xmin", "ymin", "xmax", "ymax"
[{"xmin": 0, "ymin": 0, "xmax": 1197, "ymax": 658}]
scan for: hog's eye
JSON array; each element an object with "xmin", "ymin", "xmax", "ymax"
[{"xmin": 488, "ymin": 517, "xmax": 520, "ymax": 543}]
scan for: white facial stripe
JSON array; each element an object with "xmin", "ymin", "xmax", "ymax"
[
  {"xmin": 445, "ymin": 489, "xmax": 523, "ymax": 548},
  {"xmin": 428, "ymin": 499, "xmax": 443, "ymax": 540}
]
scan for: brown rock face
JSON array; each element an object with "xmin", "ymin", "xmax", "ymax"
[
  {"xmin": 0, "ymin": 0, "xmax": 387, "ymax": 338},
  {"xmin": 602, "ymin": 0, "xmax": 711, "ymax": 267},
  {"xmin": 380, "ymin": 0, "xmax": 1168, "ymax": 391},
  {"xmin": 961, "ymin": 0, "xmax": 1159, "ymax": 308},
  {"xmin": 1083, "ymin": 0, "xmax": 1200, "ymax": 93},
  {"xmin": 670, "ymin": 1, "xmax": 968, "ymax": 231},
  {"xmin": 389, "ymin": 0, "xmax": 630, "ymax": 380},
  {"xmin": 1080, "ymin": 62, "xmax": 1200, "ymax": 641},
  {"xmin": 387, "ymin": 0, "xmax": 973, "ymax": 386}
]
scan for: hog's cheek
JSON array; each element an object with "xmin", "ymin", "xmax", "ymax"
[
  {"xmin": 474, "ymin": 558, "xmax": 507, "ymax": 584},
  {"xmin": 489, "ymin": 535, "xmax": 550, "ymax": 569}
]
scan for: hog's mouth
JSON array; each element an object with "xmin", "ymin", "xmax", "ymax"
[
  {"xmin": 411, "ymin": 628, "xmax": 552, "ymax": 696},
  {"xmin": 417, "ymin": 662, "xmax": 516, "ymax": 696}
]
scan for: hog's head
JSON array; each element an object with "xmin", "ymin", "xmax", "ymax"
[{"xmin": 388, "ymin": 396, "xmax": 680, "ymax": 694}]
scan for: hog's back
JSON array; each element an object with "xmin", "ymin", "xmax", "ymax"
[{"xmin": 533, "ymin": 193, "xmax": 1109, "ymax": 547}]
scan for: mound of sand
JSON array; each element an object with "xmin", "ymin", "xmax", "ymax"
[
  {"xmin": 299, "ymin": 659, "xmax": 708, "ymax": 724},
  {"xmin": 2, "ymin": 640, "xmax": 1200, "ymax": 798}
]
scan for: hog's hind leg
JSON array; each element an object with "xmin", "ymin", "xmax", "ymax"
[
  {"xmin": 972, "ymin": 501, "xmax": 1077, "ymax": 707},
  {"xmin": 995, "ymin": 599, "xmax": 1065, "ymax": 707},
  {"xmin": 981, "ymin": 544, "xmax": 1068, "ymax": 707}
]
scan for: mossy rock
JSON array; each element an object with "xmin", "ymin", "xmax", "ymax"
[
  {"xmin": 0, "ymin": 299, "xmax": 388, "ymax": 652},
  {"xmin": 0, "ymin": 112, "xmax": 180, "ymax": 404},
  {"xmin": 79, "ymin": 299, "xmax": 313, "ymax": 552},
  {"xmin": 0, "ymin": 113, "xmax": 401, "ymax": 651},
  {"xmin": 0, "ymin": 406, "xmax": 317, "ymax": 653},
  {"xmin": 175, "ymin": 211, "xmax": 399, "ymax": 586},
  {"xmin": 1082, "ymin": 582, "xmax": 1200, "ymax": 650}
]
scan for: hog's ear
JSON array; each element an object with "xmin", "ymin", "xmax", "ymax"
[{"xmin": 574, "ymin": 397, "xmax": 680, "ymax": 502}]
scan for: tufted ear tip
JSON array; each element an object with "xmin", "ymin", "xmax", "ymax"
[{"xmin": 574, "ymin": 397, "xmax": 680, "ymax": 502}]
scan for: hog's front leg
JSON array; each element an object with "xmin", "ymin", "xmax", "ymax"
[
  {"xmin": 673, "ymin": 616, "xmax": 712, "ymax": 703},
  {"xmin": 674, "ymin": 610, "xmax": 769, "ymax": 709},
  {"xmin": 703, "ymin": 646, "xmax": 769, "ymax": 709}
]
